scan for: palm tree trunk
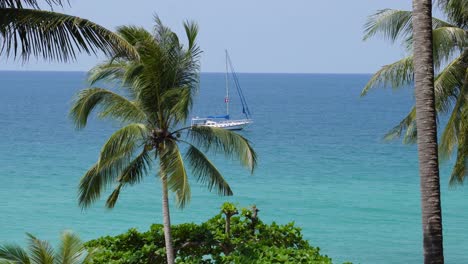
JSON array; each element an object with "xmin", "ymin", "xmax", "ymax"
[
  {"xmin": 161, "ymin": 176, "xmax": 175, "ymax": 264},
  {"xmin": 412, "ymin": 1, "xmax": 444, "ymax": 263}
]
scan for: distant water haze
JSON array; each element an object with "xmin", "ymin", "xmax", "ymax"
[{"xmin": 0, "ymin": 71, "xmax": 466, "ymax": 263}]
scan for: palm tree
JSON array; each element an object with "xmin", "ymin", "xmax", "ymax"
[
  {"xmin": 361, "ymin": 0, "xmax": 467, "ymax": 184},
  {"xmin": 0, "ymin": 0, "xmax": 136, "ymax": 62},
  {"xmin": 0, "ymin": 231, "xmax": 95, "ymax": 264},
  {"xmin": 412, "ymin": 0, "xmax": 444, "ymax": 262},
  {"xmin": 70, "ymin": 18, "xmax": 256, "ymax": 264}
]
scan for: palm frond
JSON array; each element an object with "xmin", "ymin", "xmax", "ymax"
[
  {"xmin": 185, "ymin": 143, "xmax": 233, "ymax": 196},
  {"xmin": 78, "ymin": 164, "xmax": 102, "ymax": 209},
  {"xmin": 363, "ymin": 9, "xmax": 454, "ymax": 43},
  {"xmin": 363, "ymin": 9, "xmax": 413, "ymax": 43},
  {"xmin": 116, "ymin": 25, "xmax": 154, "ymax": 47},
  {"xmin": 0, "ymin": 0, "xmax": 65, "ymax": 9},
  {"xmin": 97, "ymin": 123, "xmax": 148, "ymax": 169},
  {"xmin": 361, "ymin": 56, "xmax": 413, "ymax": 95},
  {"xmin": 70, "ymin": 88, "xmax": 146, "ymax": 128},
  {"xmin": 161, "ymin": 86, "xmax": 192, "ymax": 124},
  {"xmin": 0, "ymin": 8, "xmax": 137, "ymax": 62},
  {"xmin": 117, "ymin": 149, "xmax": 152, "ymax": 185},
  {"xmin": 105, "ymin": 149, "xmax": 152, "ymax": 208},
  {"xmin": 449, "ymin": 119, "xmax": 468, "ymax": 185},
  {"xmin": 159, "ymin": 139, "xmax": 190, "ymax": 208},
  {"xmin": 189, "ymin": 126, "xmax": 257, "ymax": 173},
  {"xmin": 432, "ymin": 26, "xmax": 467, "ymax": 68},
  {"xmin": 183, "ymin": 21, "xmax": 198, "ymax": 51},
  {"xmin": 105, "ymin": 183, "xmax": 122, "ymax": 209},
  {"xmin": 437, "ymin": 0, "xmax": 468, "ymax": 28},
  {"xmin": 384, "ymin": 106, "xmax": 417, "ymax": 141},
  {"xmin": 57, "ymin": 231, "xmax": 89, "ymax": 264},
  {"xmin": 440, "ymin": 68, "xmax": 468, "ymax": 159},
  {"xmin": 434, "ymin": 52, "xmax": 467, "ymax": 114},
  {"xmin": 87, "ymin": 60, "xmax": 128, "ymax": 85},
  {"xmin": 0, "ymin": 244, "xmax": 30, "ymax": 264},
  {"xmin": 26, "ymin": 233, "xmax": 54, "ymax": 264}
]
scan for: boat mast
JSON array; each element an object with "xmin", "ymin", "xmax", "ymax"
[{"xmin": 225, "ymin": 50, "xmax": 229, "ymax": 117}]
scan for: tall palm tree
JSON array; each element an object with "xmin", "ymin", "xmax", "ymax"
[
  {"xmin": 70, "ymin": 18, "xmax": 256, "ymax": 264},
  {"xmin": 412, "ymin": 0, "xmax": 444, "ymax": 263},
  {"xmin": 361, "ymin": 0, "xmax": 467, "ymax": 184},
  {"xmin": 0, "ymin": 0, "xmax": 136, "ymax": 62},
  {"xmin": 0, "ymin": 231, "xmax": 95, "ymax": 264}
]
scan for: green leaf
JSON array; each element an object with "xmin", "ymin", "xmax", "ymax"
[
  {"xmin": 0, "ymin": 8, "xmax": 137, "ymax": 62},
  {"xmin": 185, "ymin": 144, "xmax": 233, "ymax": 196},
  {"xmin": 189, "ymin": 127, "xmax": 257, "ymax": 174},
  {"xmin": 70, "ymin": 88, "xmax": 145, "ymax": 129},
  {"xmin": 159, "ymin": 139, "xmax": 190, "ymax": 208},
  {"xmin": 0, "ymin": 244, "xmax": 30, "ymax": 264},
  {"xmin": 361, "ymin": 56, "xmax": 413, "ymax": 96},
  {"xmin": 26, "ymin": 233, "xmax": 54, "ymax": 264}
]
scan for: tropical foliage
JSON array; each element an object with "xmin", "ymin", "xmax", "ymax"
[
  {"xmin": 361, "ymin": 0, "xmax": 468, "ymax": 184},
  {"xmin": 70, "ymin": 17, "xmax": 256, "ymax": 264},
  {"xmin": 0, "ymin": 231, "xmax": 94, "ymax": 264},
  {"xmin": 84, "ymin": 203, "xmax": 342, "ymax": 264},
  {"xmin": 0, "ymin": 0, "xmax": 136, "ymax": 61}
]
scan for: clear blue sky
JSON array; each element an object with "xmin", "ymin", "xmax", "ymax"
[{"xmin": 1, "ymin": 1, "xmax": 436, "ymax": 73}]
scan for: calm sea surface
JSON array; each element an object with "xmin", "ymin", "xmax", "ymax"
[{"xmin": 0, "ymin": 71, "xmax": 467, "ymax": 263}]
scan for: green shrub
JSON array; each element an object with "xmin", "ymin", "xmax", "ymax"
[{"xmin": 85, "ymin": 203, "xmax": 348, "ymax": 264}]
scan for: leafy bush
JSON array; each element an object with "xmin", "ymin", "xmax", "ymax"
[{"xmin": 85, "ymin": 203, "xmax": 347, "ymax": 263}]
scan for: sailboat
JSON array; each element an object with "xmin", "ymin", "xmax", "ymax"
[{"xmin": 191, "ymin": 50, "xmax": 253, "ymax": 131}]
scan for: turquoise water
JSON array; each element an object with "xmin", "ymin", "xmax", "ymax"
[{"xmin": 0, "ymin": 71, "xmax": 467, "ymax": 263}]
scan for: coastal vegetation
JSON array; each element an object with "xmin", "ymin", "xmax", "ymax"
[
  {"xmin": 0, "ymin": 231, "xmax": 94, "ymax": 264},
  {"xmin": 0, "ymin": 0, "xmax": 136, "ymax": 61},
  {"xmin": 84, "ymin": 203, "xmax": 339, "ymax": 264},
  {"xmin": 70, "ymin": 18, "xmax": 256, "ymax": 264}
]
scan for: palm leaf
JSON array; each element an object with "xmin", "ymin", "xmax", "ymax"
[
  {"xmin": 117, "ymin": 149, "xmax": 152, "ymax": 185},
  {"xmin": 434, "ymin": 52, "xmax": 467, "ymax": 114},
  {"xmin": 70, "ymin": 88, "xmax": 146, "ymax": 128},
  {"xmin": 383, "ymin": 106, "xmax": 417, "ymax": 141},
  {"xmin": 97, "ymin": 123, "xmax": 148, "ymax": 169},
  {"xmin": 0, "ymin": 244, "xmax": 30, "ymax": 264},
  {"xmin": 363, "ymin": 9, "xmax": 452, "ymax": 43},
  {"xmin": 105, "ymin": 183, "xmax": 122, "ymax": 209},
  {"xmin": 189, "ymin": 126, "xmax": 257, "ymax": 173},
  {"xmin": 0, "ymin": 0, "xmax": 65, "ymax": 9},
  {"xmin": 161, "ymin": 86, "xmax": 192, "ymax": 124},
  {"xmin": 362, "ymin": 56, "xmax": 413, "ymax": 95},
  {"xmin": 26, "ymin": 233, "xmax": 54, "ymax": 264},
  {"xmin": 449, "ymin": 117, "xmax": 468, "ymax": 185},
  {"xmin": 436, "ymin": 0, "xmax": 468, "ymax": 28},
  {"xmin": 159, "ymin": 139, "xmax": 191, "ymax": 208},
  {"xmin": 78, "ymin": 164, "xmax": 102, "ymax": 209},
  {"xmin": 440, "ymin": 68, "xmax": 468, "ymax": 160},
  {"xmin": 432, "ymin": 26, "xmax": 467, "ymax": 68},
  {"xmin": 77, "ymin": 123, "xmax": 148, "ymax": 209},
  {"xmin": 56, "ymin": 231, "xmax": 89, "ymax": 264},
  {"xmin": 185, "ymin": 143, "xmax": 233, "ymax": 196},
  {"xmin": 104, "ymin": 149, "xmax": 152, "ymax": 209},
  {"xmin": 116, "ymin": 25, "xmax": 154, "ymax": 47},
  {"xmin": 0, "ymin": 8, "xmax": 137, "ymax": 62}
]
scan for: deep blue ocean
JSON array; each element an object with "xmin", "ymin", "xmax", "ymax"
[{"xmin": 0, "ymin": 71, "xmax": 467, "ymax": 263}]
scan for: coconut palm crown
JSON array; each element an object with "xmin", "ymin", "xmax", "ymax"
[
  {"xmin": 0, "ymin": 231, "xmax": 94, "ymax": 264},
  {"xmin": 361, "ymin": 0, "xmax": 468, "ymax": 184},
  {"xmin": 71, "ymin": 17, "xmax": 256, "ymax": 209},
  {"xmin": 0, "ymin": 0, "xmax": 137, "ymax": 62}
]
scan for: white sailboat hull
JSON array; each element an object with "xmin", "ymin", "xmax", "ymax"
[{"xmin": 191, "ymin": 119, "xmax": 252, "ymax": 130}]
